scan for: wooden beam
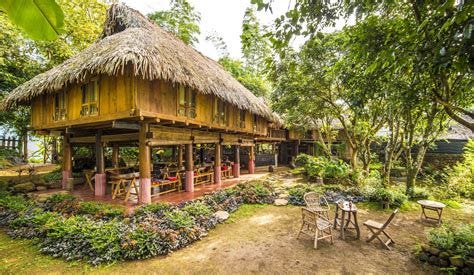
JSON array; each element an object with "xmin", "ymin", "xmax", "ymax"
[
  {"xmin": 139, "ymin": 122, "xmax": 151, "ymax": 204},
  {"xmin": 70, "ymin": 133, "xmax": 139, "ymax": 144},
  {"xmin": 112, "ymin": 121, "xmax": 140, "ymax": 130},
  {"xmin": 147, "ymin": 140, "xmax": 192, "ymax": 146}
]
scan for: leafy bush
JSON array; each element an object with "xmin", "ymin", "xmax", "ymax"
[
  {"xmin": 0, "ymin": 192, "xmax": 30, "ymax": 212},
  {"xmin": 182, "ymin": 201, "xmax": 212, "ymax": 217},
  {"xmin": 41, "ymin": 168, "xmax": 62, "ymax": 184},
  {"xmin": 164, "ymin": 210, "xmax": 195, "ymax": 229},
  {"xmin": 78, "ymin": 202, "xmax": 124, "ymax": 220},
  {"xmin": 133, "ymin": 202, "xmax": 173, "ymax": 219},
  {"xmin": 234, "ymin": 181, "xmax": 275, "ymax": 204},
  {"xmin": 427, "ymin": 222, "xmax": 474, "ymax": 260},
  {"xmin": 42, "ymin": 193, "xmax": 80, "ymax": 215},
  {"xmin": 295, "ymin": 153, "xmax": 313, "ymax": 167},
  {"xmin": 298, "ymin": 155, "xmax": 352, "ymax": 181},
  {"xmin": 287, "ymin": 185, "xmax": 313, "ymax": 206}
]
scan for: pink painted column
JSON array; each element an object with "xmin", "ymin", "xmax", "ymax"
[
  {"xmin": 184, "ymin": 143, "xmax": 194, "ymax": 192},
  {"xmin": 233, "ymin": 145, "xmax": 240, "ymax": 178},
  {"xmin": 95, "ymin": 130, "xmax": 107, "ymax": 197},
  {"xmin": 94, "ymin": 173, "xmax": 106, "ymax": 196},
  {"xmin": 138, "ymin": 122, "xmax": 151, "ymax": 204},
  {"xmin": 61, "ymin": 134, "xmax": 72, "ymax": 189},
  {"xmin": 248, "ymin": 145, "xmax": 255, "ymax": 174},
  {"xmin": 139, "ymin": 178, "xmax": 151, "ymax": 204},
  {"xmin": 214, "ymin": 143, "xmax": 222, "ymax": 185}
]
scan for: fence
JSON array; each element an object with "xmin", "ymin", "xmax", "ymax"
[{"xmin": 0, "ymin": 136, "xmax": 21, "ymax": 151}]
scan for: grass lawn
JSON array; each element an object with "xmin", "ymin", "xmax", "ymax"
[{"xmin": 0, "ymin": 201, "xmax": 472, "ymax": 274}]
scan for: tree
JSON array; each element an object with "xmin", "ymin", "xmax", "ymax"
[
  {"xmin": 148, "ymin": 0, "xmax": 201, "ymax": 46},
  {"xmin": 241, "ymin": 7, "xmax": 271, "ymax": 75},
  {"xmin": 0, "ymin": 0, "xmax": 64, "ymax": 41},
  {"xmin": 0, "ymin": 0, "xmax": 107, "ymax": 160},
  {"xmin": 254, "ymin": 0, "xmax": 474, "ymax": 131}
]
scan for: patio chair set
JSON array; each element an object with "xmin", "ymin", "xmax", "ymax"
[{"xmin": 297, "ymin": 192, "xmax": 398, "ymax": 250}]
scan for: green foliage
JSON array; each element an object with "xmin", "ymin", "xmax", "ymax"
[
  {"xmin": 0, "ymin": 0, "xmax": 64, "ymax": 41},
  {"xmin": 182, "ymin": 201, "xmax": 212, "ymax": 217},
  {"xmin": 218, "ymin": 57, "xmax": 271, "ymax": 98},
  {"xmin": 78, "ymin": 202, "xmax": 124, "ymax": 219},
  {"xmin": 164, "ymin": 210, "xmax": 195, "ymax": 229},
  {"xmin": 134, "ymin": 202, "xmax": 172, "ymax": 217},
  {"xmin": 41, "ymin": 168, "xmax": 62, "ymax": 183},
  {"xmin": 427, "ymin": 223, "xmax": 474, "ymax": 260},
  {"xmin": 0, "ymin": 193, "xmax": 30, "ymax": 212},
  {"xmin": 443, "ymin": 140, "xmax": 474, "ymax": 199},
  {"xmin": 148, "ymin": 0, "xmax": 200, "ymax": 46},
  {"xmin": 294, "ymin": 153, "xmax": 312, "ymax": 167}
]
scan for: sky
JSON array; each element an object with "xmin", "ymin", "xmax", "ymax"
[{"xmin": 122, "ymin": 0, "xmax": 293, "ymax": 60}]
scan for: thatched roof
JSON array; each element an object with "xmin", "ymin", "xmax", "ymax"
[{"xmin": 2, "ymin": 4, "xmax": 278, "ymax": 122}]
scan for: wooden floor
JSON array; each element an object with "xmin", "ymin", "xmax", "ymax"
[{"xmin": 34, "ymin": 168, "xmax": 279, "ymax": 211}]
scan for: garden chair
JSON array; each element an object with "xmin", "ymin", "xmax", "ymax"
[
  {"xmin": 304, "ymin": 192, "xmax": 330, "ymax": 219},
  {"xmin": 363, "ymin": 209, "xmax": 398, "ymax": 250},
  {"xmin": 297, "ymin": 207, "xmax": 334, "ymax": 249}
]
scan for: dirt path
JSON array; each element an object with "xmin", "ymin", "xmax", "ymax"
[{"xmin": 98, "ymin": 203, "xmax": 471, "ymax": 275}]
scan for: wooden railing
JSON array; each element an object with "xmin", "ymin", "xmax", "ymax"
[
  {"xmin": 0, "ymin": 136, "xmax": 20, "ymax": 151},
  {"xmin": 268, "ymin": 129, "xmax": 287, "ymax": 140}
]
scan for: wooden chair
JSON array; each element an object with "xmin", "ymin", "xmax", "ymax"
[
  {"xmin": 83, "ymin": 169, "xmax": 95, "ymax": 191},
  {"xmin": 304, "ymin": 192, "xmax": 330, "ymax": 219},
  {"xmin": 363, "ymin": 209, "xmax": 398, "ymax": 250},
  {"xmin": 297, "ymin": 207, "xmax": 334, "ymax": 249},
  {"xmin": 151, "ymin": 168, "xmax": 181, "ymax": 196}
]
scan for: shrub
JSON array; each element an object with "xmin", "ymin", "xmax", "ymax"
[
  {"xmin": 287, "ymin": 185, "xmax": 313, "ymax": 206},
  {"xmin": 0, "ymin": 192, "xmax": 30, "ymax": 212},
  {"xmin": 134, "ymin": 202, "xmax": 173, "ymax": 218},
  {"xmin": 427, "ymin": 222, "xmax": 474, "ymax": 260},
  {"xmin": 234, "ymin": 181, "xmax": 275, "ymax": 204},
  {"xmin": 78, "ymin": 201, "xmax": 124, "ymax": 220},
  {"xmin": 182, "ymin": 201, "xmax": 212, "ymax": 217},
  {"xmin": 41, "ymin": 169, "xmax": 62, "ymax": 184},
  {"xmin": 164, "ymin": 210, "xmax": 195, "ymax": 229},
  {"xmin": 294, "ymin": 153, "xmax": 312, "ymax": 167},
  {"xmin": 42, "ymin": 193, "xmax": 80, "ymax": 215}
]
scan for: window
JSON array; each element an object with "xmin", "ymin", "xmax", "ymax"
[
  {"xmin": 80, "ymin": 79, "xmax": 99, "ymax": 116},
  {"xmin": 239, "ymin": 110, "xmax": 246, "ymax": 128},
  {"xmin": 53, "ymin": 91, "xmax": 67, "ymax": 121},
  {"xmin": 253, "ymin": 114, "xmax": 258, "ymax": 132},
  {"xmin": 177, "ymin": 85, "xmax": 197, "ymax": 118},
  {"xmin": 213, "ymin": 98, "xmax": 227, "ymax": 126}
]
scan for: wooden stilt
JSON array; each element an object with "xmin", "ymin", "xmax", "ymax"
[
  {"xmin": 249, "ymin": 145, "xmax": 255, "ymax": 174},
  {"xmin": 177, "ymin": 145, "xmax": 183, "ymax": 168},
  {"xmin": 139, "ymin": 122, "xmax": 151, "ymax": 204},
  {"xmin": 112, "ymin": 144, "xmax": 120, "ymax": 168},
  {"xmin": 214, "ymin": 143, "xmax": 222, "ymax": 185},
  {"xmin": 233, "ymin": 145, "xmax": 240, "ymax": 178},
  {"xmin": 61, "ymin": 134, "xmax": 72, "ymax": 189},
  {"xmin": 185, "ymin": 143, "xmax": 194, "ymax": 192},
  {"xmin": 95, "ymin": 130, "xmax": 106, "ymax": 197}
]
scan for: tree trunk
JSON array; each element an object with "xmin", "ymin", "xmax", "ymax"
[
  {"xmin": 349, "ymin": 146, "xmax": 358, "ymax": 169},
  {"xmin": 51, "ymin": 138, "xmax": 58, "ymax": 164}
]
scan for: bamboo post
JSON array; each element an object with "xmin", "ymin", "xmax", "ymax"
[
  {"xmin": 94, "ymin": 130, "xmax": 106, "ymax": 197},
  {"xmin": 177, "ymin": 145, "xmax": 183, "ymax": 168},
  {"xmin": 273, "ymin": 143, "xmax": 278, "ymax": 167},
  {"xmin": 51, "ymin": 137, "xmax": 57, "ymax": 164},
  {"xmin": 139, "ymin": 122, "xmax": 151, "ymax": 204},
  {"xmin": 112, "ymin": 144, "xmax": 120, "ymax": 168},
  {"xmin": 248, "ymin": 145, "xmax": 255, "ymax": 174},
  {"xmin": 214, "ymin": 143, "xmax": 222, "ymax": 185},
  {"xmin": 233, "ymin": 145, "xmax": 240, "ymax": 178},
  {"xmin": 62, "ymin": 134, "xmax": 72, "ymax": 189},
  {"xmin": 184, "ymin": 143, "xmax": 194, "ymax": 192}
]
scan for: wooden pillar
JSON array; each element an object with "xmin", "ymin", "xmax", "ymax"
[
  {"xmin": 177, "ymin": 145, "xmax": 183, "ymax": 168},
  {"xmin": 139, "ymin": 122, "xmax": 151, "ymax": 204},
  {"xmin": 233, "ymin": 145, "xmax": 240, "ymax": 178},
  {"xmin": 112, "ymin": 144, "xmax": 120, "ymax": 168},
  {"xmin": 11, "ymin": 138, "xmax": 16, "ymax": 150},
  {"xmin": 95, "ymin": 130, "xmax": 106, "ymax": 197},
  {"xmin": 51, "ymin": 137, "xmax": 57, "ymax": 164},
  {"xmin": 273, "ymin": 143, "xmax": 278, "ymax": 167},
  {"xmin": 214, "ymin": 143, "xmax": 222, "ymax": 185},
  {"xmin": 61, "ymin": 134, "xmax": 72, "ymax": 189},
  {"xmin": 199, "ymin": 146, "xmax": 205, "ymax": 165},
  {"xmin": 185, "ymin": 143, "xmax": 194, "ymax": 192},
  {"xmin": 248, "ymin": 145, "xmax": 255, "ymax": 174}
]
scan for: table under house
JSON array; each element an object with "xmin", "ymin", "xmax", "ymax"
[{"xmin": 62, "ymin": 124, "xmax": 265, "ymax": 204}]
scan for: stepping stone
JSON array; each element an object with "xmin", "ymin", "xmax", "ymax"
[
  {"xmin": 274, "ymin": 199, "xmax": 288, "ymax": 206},
  {"xmin": 214, "ymin": 210, "xmax": 230, "ymax": 221}
]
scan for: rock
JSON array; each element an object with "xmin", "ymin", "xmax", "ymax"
[
  {"xmin": 36, "ymin": 186, "xmax": 47, "ymax": 191},
  {"xmin": 13, "ymin": 182, "xmax": 36, "ymax": 193},
  {"xmin": 274, "ymin": 199, "xmax": 288, "ymax": 206},
  {"xmin": 278, "ymin": 193, "xmax": 289, "ymax": 199},
  {"xmin": 421, "ymin": 244, "xmax": 430, "ymax": 253},
  {"xmin": 439, "ymin": 258, "xmax": 450, "ymax": 267},
  {"xmin": 34, "ymin": 190, "xmax": 70, "ymax": 203},
  {"xmin": 439, "ymin": 252, "xmax": 450, "ymax": 259},
  {"xmin": 450, "ymin": 256, "xmax": 465, "ymax": 268},
  {"xmin": 428, "ymin": 256, "xmax": 440, "ymax": 266},
  {"xmin": 419, "ymin": 252, "xmax": 429, "ymax": 262},
  {"xmin": 427, "ymin": 246, "xmax": 440, "ymax": 256},
  {"xmin": 214, "ymin": 211, "xmax": 230, "ymax": 221},
  {"xmin": 33, "ymin": 178, "xmax": 47, "ymax": 186}
]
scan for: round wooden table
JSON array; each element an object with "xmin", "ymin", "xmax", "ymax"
[
  {"xmin": 417, "ymin": 200, "xmax": 446, "ymax": 225},
  {"xmin": 333, "ymin": 200, "xmax": 360, "ymax": 240}
]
